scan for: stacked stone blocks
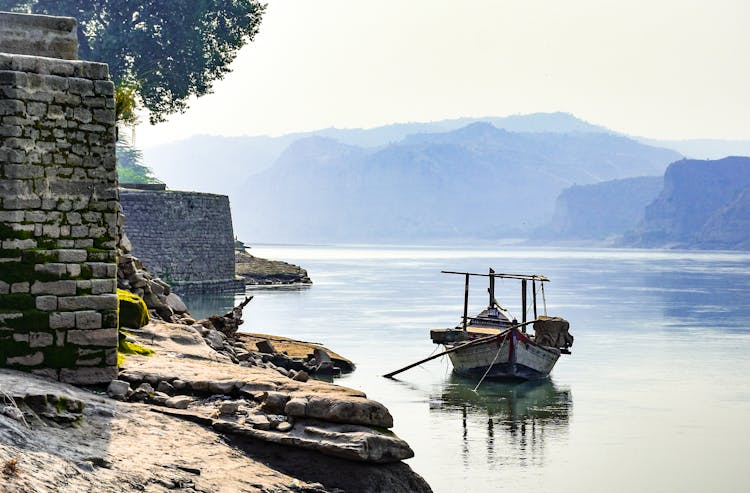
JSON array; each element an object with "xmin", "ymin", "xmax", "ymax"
[
  {"xmin": 120, "ymin": 189, "xmax": 243, "ymax": 293},
  {"xmin": 0, "ymin": 47, "xmax": 119, "ymax": 383}
]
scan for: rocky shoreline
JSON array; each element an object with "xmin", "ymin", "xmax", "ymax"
[
  {"xmin": 236, "ymin": 251, "xmax": 312, "ymax": 285},
  {"xmin": 0, "ymin": 318, "xmax": 431, "ymax": 492}
]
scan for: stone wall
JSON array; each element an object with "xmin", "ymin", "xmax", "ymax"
[
  {"xmin": 0, "ymin": 11, "xmax": 78, "ymax": 60},
  {"xmin": 120, "ymin": 189, "xmax": 242, "ymax": 293},
  {"xmin": 0, "ymin": 13, "xmax": 118, "ymax": 384}
]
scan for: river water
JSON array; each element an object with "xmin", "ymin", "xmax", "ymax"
[{"xmin": 181, "ymin": 245, "xmax": 750, "ymax": 493}]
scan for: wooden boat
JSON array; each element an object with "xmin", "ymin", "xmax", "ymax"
[{"xmin": 429, "ymin": 269, "xmax": 573, "ymax": 380}]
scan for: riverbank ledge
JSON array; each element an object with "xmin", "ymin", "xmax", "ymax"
[
  {"xmin": 0, "ymin": 319, "xmax": 431, "ymax": 492},
  {"xmin": 236, "ymin": 251, "xmax": 312, "ymax": 285}
]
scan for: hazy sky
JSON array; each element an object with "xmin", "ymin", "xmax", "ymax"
[{"xmin": 135, "ymin": 0, "xmax": 750, "ymax": 148}]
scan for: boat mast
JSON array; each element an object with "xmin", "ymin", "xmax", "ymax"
[
  {"xmin": 521, "ymin": 279, "xmax": 527, "ymax": 331},
  {"xmin": 488, "ymin": 268, "xmax": 495, "ymax": 309},
  {"xmin": 462, "ymin": 273, "xmax": 469, "ymax": 331},
  {"xmin": 532, "ymin": 279, "xmax": 538, "ymax": 319}
]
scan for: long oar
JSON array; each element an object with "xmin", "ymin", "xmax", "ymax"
[{"xmin": 382, "ymin": 319, "xmax": 538, "ymax": 379}]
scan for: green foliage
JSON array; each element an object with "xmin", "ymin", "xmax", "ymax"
[
  {"xmin": 116, "ymin": 141, "xmax": 158, "ymax": 184},
  {"xmin": 2, "ymin": 0, "xmax": 266, "ymax": 123},
  {"xmin": 115, "ymin": 81, "xmax": 139, "ymax": 126}
]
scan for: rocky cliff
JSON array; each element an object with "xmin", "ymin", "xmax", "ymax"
[
  {"xmin": 623, "ymin": 156, "xmax": 750, "ymax": 249},
  {"xmin": 543, "ymin": 176, "xmax": 663, "ymax": 240}
]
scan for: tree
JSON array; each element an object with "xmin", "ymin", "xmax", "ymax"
[{"xmin": 0, "ymin": 0, "xmax": 266, "ymax": 123}]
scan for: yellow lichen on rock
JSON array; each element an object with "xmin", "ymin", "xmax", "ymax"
[{"xmin": 117, "ymin": 289, "xmax": 149, "ymax": 329}]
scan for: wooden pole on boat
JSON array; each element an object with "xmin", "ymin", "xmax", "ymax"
[
  {"xmin": 382, "ymin": 320, "xmax": 539, "ymax": 379},
  {"xmin": 521, "ymin": 279, "xmax": 527, "ymax": 331},
  {"xmin": 532, "ymin": 280, "xmax": 538, "ymax": 320},
  {"xmin": 488, "ymin": 268, "xmax": 495, "ymax": 308},
  {"xmin": 463, "ymin": 273, "xmax": 469, "ymax": 331}
]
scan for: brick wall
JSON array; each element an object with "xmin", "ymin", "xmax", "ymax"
[{"xmin": 0, "ymin": 13, "xmax": 118, "ymax": 384}]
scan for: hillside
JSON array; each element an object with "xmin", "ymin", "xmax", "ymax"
[
  {"xmin": 233, "ymin": 122, "xmax": 680, "ymax": 243},
  {"xmin": 623, "ymin": 156, "xmax": 750, "ymax": 249},
  {"xmin": 542, "ymin": 176, "xmax": 664, "ymax": 240},
  {"xmin": 140, "ymin": 112, "xmax": 612, "ymax": 196}
]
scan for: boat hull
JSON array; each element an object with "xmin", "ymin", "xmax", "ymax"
[{"xmin": 446, "ymin": 331, "xmax": 560, "ymax": 380}]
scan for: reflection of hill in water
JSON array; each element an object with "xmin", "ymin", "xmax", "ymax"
[{"xmin": 430, "ymin": 376, "xmax": 572, "ymax": 467}]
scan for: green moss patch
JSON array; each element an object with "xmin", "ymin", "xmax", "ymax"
[{"xmin": 117, "ymin": 289, "xmax": 149, "ymax": 329}]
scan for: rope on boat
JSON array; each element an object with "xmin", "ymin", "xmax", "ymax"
[{"xmin": 471, "ymin": 333, "xmax": 507, "ymax": 393}]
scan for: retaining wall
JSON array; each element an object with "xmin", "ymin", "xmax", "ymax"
[{"xmin": 120, "ymin": 188, "xmax": 242, "ymax": 293}]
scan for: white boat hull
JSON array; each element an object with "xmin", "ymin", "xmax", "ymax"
[{"xmin": 446, "ymin": 330, "xmax": 560, "ymax": 380}]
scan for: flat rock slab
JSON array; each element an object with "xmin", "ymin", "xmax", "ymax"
[
  {"xmin": 156, "ymin": 406, "xmax": 412, "ymax": 463},
  {"xmin": 237, "ymin": 332, "xmax": 355, "ymax": 372}
]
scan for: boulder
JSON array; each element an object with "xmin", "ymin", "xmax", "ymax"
[
  {"xmin": 207, "ymin": 380, "xmax": 238, "ymax": 395},
  {"xmin": 204, "ymin": 330, "xmax": 225, "ymax": 351},
  {"xmin": 106, "ymin": 380, "xmax": 130, "ymax": 400},
  {"xmin": 156, "ymin": 381, "xmax": 175, "ymax": 395},
  {"xmin": 256, "ymin": 339, "xmax": 276, "ymax": 354},
  {"xmin": 165, "ymin": 292, "xmax": 188, "ymax": 313},
  {"xmin": 165, "ymin": 396, "xmax": 192, "ymax": 409},
  {"xmin": 219, "ymin": 401, "xmax": 240, "ymax": 415},
  {"xmin": 292, "ymin": 370, "xmax": 309, "ymax": 382},
  {"xmin": 285, "ymin": 395, "xmax": 394, "ymax": 428},
  {"xmin": 276, "ymin": 421, "xmax": 293, "ymax": 432},
  {"xmin": 245, "ymin": 413, "xmax": 271, "ymax": 430},
  {"xmin": 117, "ymin": 289, "xmax": 149, "ymax": 329},
  {"xmin": 261, "ymin": 391, "xmax": 290, "ymax": 414}
]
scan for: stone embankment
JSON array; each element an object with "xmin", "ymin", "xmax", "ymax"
[{"xmin": 236, "ymin": 250, "xmax": 312, "ymax": 285}]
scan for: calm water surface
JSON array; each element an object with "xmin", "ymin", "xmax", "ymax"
[{"xmin": 182, "ymin": 245, "xmax": 750, "ymax": 493}]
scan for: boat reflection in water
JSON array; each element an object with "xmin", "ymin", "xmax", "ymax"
[{"xmin": 430, "ymin": 375, "xmax": 572, "ymax": 468}]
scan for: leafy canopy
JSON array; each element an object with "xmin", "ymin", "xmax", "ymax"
[{"xmin": 1, "ymin": 0, "xmax": 266, "ymax": 123}]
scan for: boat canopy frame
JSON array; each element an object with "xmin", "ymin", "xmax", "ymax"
[{"xmin": 441, "ymin": 269, "xmax": 550, "ymax": 331}]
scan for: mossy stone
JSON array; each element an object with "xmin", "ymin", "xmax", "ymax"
[{"xmin": 117, "ymin": 288, "xmax": 149, "ymax": 329}]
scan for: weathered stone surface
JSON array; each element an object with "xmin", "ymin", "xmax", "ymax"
[
  {"xmin": 0, "ymin": 12, "xmax": 78, "ymax": 60},
  {"xmin": 165, "ymin": 292, "xmax": 187, "ymax": 313},
  {"xmin": 212, "ymin": 419, "xmax": 414, "ymax": 463},
  {"xmin": 235, "ymin": 250, "xmax": 312, "ymax": 285},
  {"xmin": 204, "ymin": 329, "xmax": 225, "ymax": 350},
  {"xmin": 207, "ymin": 380, "xmax": 238, "ymax": 395},
  {"xmin": 219, "ymin": 401, "xmax": 240, "ymax": 415},
  {"xmin": 0, "ymin": 39, "xmax": 117, "ymax": 383},
  {"xmin": 165, "ymin": 395, "xmax": 192, "ymax": 409},
  {"xmin": 262, "ymin": 391, "xmax": 291, "ymax": 414},
  {"xmin": 120, "ymin": 189, "xmax": 243, "ymax": 293},
  {"xmin": 245, "ymin": 413, "xmax": 271, "ymax": 430},
  {"xmin": 59, "ymin": 367, "xmax": 117, "ymax": 384},
  {"xmin": 67, "ymin": 328, "xmax": 117, "ymax": 346},
  {"xmin": 284, "ymin": 395, "xmax": 394, "ymax": 428},
  {"xmin": 256, "ymin": 339, "xmax": 277, "ymax": 354},
  {"xmin": 107, "ymin": 379, "xmax": 131, "ymax": 400}
]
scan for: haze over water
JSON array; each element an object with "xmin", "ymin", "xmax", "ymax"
[{"xmin": 183, "ymin": 245, "xmax": 750, "ymax": 492}]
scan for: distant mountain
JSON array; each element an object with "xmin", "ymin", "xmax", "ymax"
[
  {"xmin": 233, "ymin": 122, "xmax": 681, "ymax": 243},
  {"xmin": 141, "ymin": 112, "xmax": 612, "ymax": 195},
  {"xmin": 623, "ymin": 156, "xmax": 750, "ymax": 249},
  {"xmin": 542, "ymin": 176, "xmax": 664, "ymax": 240}
]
